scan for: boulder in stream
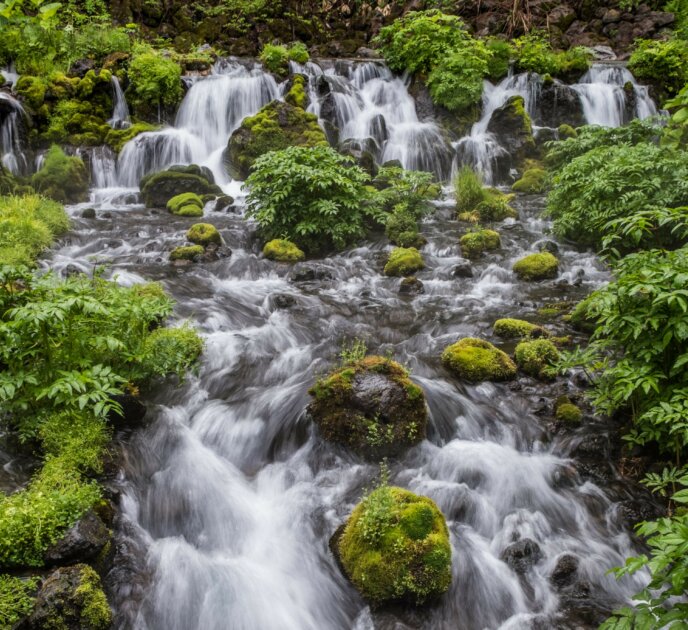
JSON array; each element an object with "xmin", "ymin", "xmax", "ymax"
[
  {"xmin": 486, "ymin": 95, "xmax": 536, "ymax": 168},
  {"xmin": 44, "ymin": 510, "xmax": 111, "ymax": 567},
  {"xmin": 263, "ymin": 238, "xmax": 305, "ymax": 263},
  {"xmin": 308, "ymin": 355, "xmax": 428, "ymax": 459},
  {"xmin": 513, "ymin": 252, "xmax": 559, "ymax": 281},
  {"xmin": 140, "ymin": 164, "xmax": 221, "ymax": 208},
  {"xmin": 441, "ymin": 338, "xmax": 517, "ymax": 383}
]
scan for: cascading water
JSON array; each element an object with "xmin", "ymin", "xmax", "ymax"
[
  {"xmin": 0, "ymin": 92, "xmax": 28, "ymax": 175},
  {"xmin": 108, "ymin": 76, "xmax": 131, "ymax": 129}
]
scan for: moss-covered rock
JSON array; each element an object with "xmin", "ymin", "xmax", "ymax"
[
  {"xmin": 15, "ymin": 75, "xmax": 47, "ymax": 110},
  {"xmin": 474, "ymin": 189, "xmax": 517, "ymax": 221},
  {"xmin": 336, "ymin": 485, "xmax": 451, "ymax": 606},
  {"xmin": 493, "ymin": 318, "xmax": 547, "ymax": 339},
  {"xmin": 170, "ymin": 245, "xmax": 205, "ymax": 262},
  {"xmin": 513, "ymin": 252, "xmax": 559, "ymax": 281},
  {"xmin": 187, "ymin": 223, "xmax": 221, "ymax": 247},
  {"xmin": 384, "ymin": 247, "xmax": 425, "ymax": 277},
  {"xmin": 555, "ymin": 396, "xmax": 582, "ymax": 424},
  {"xmin": 167, "ymin": 192, "xmax": 204, "ymax": 217},
  {"xmin": 514, "ymin": 339, "xmax": 560, "ymax": 380},
  {"xmin": 226, "ymin": 100, "xmax": 327, "ymax": 180},
  {"xmin": 32, "ymin": 145, "xmax": 89, "ymax": 203},
  {"xmin": 285, "ymin": 74, "xmax": 309, "ymax": 109},
  {"xmin": 23, "ymin": 564, "xmax": 111, "ymax": 629},
  {"xmin": 308, "ymin": 356, "xmax": 428, "ymax": 459},
  {"xmin": 141, "ymin": 165, "xmax": 221, "ymax": 208},
  {"xmin": 486, "ymin": 95, "xmax": 536, "ymax": 167},
  {"xmin": 557, "ymin": 123, "xmax": 578, "ymax": 139},
  {"xmin": 105, "ymin": 122, "xmax": 159, "ymax": 153},
  {"xmin": 441, "ymin": 338, "xmax": 516, "ymax": 382},
  {"xmin": 459, "ymin": 229, "xmax": 500, "ymax": 259},
  {"xmin": 385, "ymin": 212, "xmax": 426, "ymax": 248},
  {"xmin": 263, "ymin": 238, "xmax": 305, "ymax": 263},
  {"xmin": 512, "ymin": 168, "xmax": 548, "ymax": 194}
]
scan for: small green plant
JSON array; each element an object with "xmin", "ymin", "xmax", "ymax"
[
  {"xmin": 340, "ymin": 338, "xmax": 368, "ymax": 366},
  {"xmin": 0, "ymin": 575, "xmax": 38, "ymax": 627}
]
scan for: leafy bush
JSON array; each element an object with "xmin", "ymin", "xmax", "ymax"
[
  {"xmin": 0, "ymin": 195, "xmax": 70, "ymax": 266},
  {"xmin": 0, "ymin": 575, "xmax": 38, "ymax": 626},
  {"xmin": 31, "ymin": 145, "xmax": 89, "ymax": 204},
  {"xmin": 455, "ymin": 166, "xmax": 516, "ymax": 221},
  {"xmin": 127, "ymin": 47, "xmax": 182, "ymax": 113},
  {"xmin": 287, "ymin": 42, "xmax": 309, "ymax": 64},
  {"xmin": 663, "ymin": 83, "xmax": 688, "ymax": 149},
  {"xmin": 245, "ymin": 145, "xmax": 377, "ymax": 252},
  {"xmin": 485, "ymin": 38, "xmax": 513, "ymax": 80},
  {"xmin": 628, "ymin": 38, "xmax": 688, "ymax": 99},
  {"xmin": 374, "ymin": 10, "xmax": 475, "ymax": 75},
  {"xmin": 546, "ymin": 143, "xmax": 688, "ymax": 249},
  {"xmin": 513, "ymin": 32, "xmax": 591, "ymax": 77},
  {"xmin": 427, "ymin": 43, "xmax": 490, "ymax": 112},
  {"xmin": 259, "ymin": 44, "xmax": 290, "ymax": 74}
]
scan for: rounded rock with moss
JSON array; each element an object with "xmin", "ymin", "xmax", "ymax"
[
  {"xmin": 514, "ymin": 339, "xmax": 560, "ymax": 380},
  {"xmin": 167, "ymin": 192, "xmax": 204, "ymax": 217},
  {"xmin": 555, "ymin": 396, "xmax": 582, "ymax": 424},
  {"xmin": 513, "ymin": 252, "xmax": 558, "ymax": 281},
  {"xmin": 141, "ymin": 165, "xmax": 221, "ymax": 208},
  {"xmin": 441, "ymin": 337, "xmax": 516, "ymax": 382},
  {"xmin": 170, "ymin": 245, "xmax": 204, "ymax": 262},
  {"xmin": 335, "ymin": 485, "xmax": 451, "ymax": 606},
  {"xmin": 384, "ymin": 247, "xmax": 425, "ymax": 277},
  {"xmin": 308, "ymin": 356, "xmax": 428, "ymax": 459},
  {"xmin": 263, "ymin": 239, "xmax": 305, "ymax": 263},
  {"xmin": 512, "ymin": 168, "xmax": 548, "ymax": 194},
  {"xmin": 31, "ymin": 145, "xmax": 89, "ymax": 204},
  {"xmin": 493, "ymin": 318, "xmax": 547, "ymax": 340},
  {"xmin": 187, "ymin": 223, "xmax": 221, "ymax": 247},
  {"xmin": 459, "ymin": 229, "xmax": 500, "ymax": 260}
]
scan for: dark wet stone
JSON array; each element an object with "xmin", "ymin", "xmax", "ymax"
[
  {"xmin": 109, "ymin": 393, "xmax": 146, "ymax": 428},
  {"xmin": 81, "ymin": 207, "xmax": 96, "ymax": 219},
  {"xmin": 214, "ymin": 195, "xmax": 235, "ymax": 213},
  {"xmin": 502, "ymin": 538, "xmax": 542, "ymax": 574},
  {"xmin": 101, "ymin": 212, "xmax": 112, "ymax": 219},
  {"xmin": 550, "ymin": 554, "xmax": 579, "ymax": 589},
  {"xmin": 273, "ymin": 293, "xmax": 296, "ymax": 309},
  {"xmin": 289, "ymin": 264, "xmax": 333, "ymax": 283},
  {"xmin": 44, "ymin": 510, "xmax": 111, "ymax": 566},
  {"xmin": 399, "ymin": 277, "xmax": 424, "ymax": 295},
  {"xmin": 68, "ymin": 58, "xmax": 96, "ymax": 78},
  {"xmin": 201, "ymin": 243, "xmax": 232, "ymax": 262},
  {"xmin": 536, "ymin": 239, "xmax": 559, "ymax": 254},
  {"xmin": 617, "ymin": 497, "xmax": 663, "ymax": 529},
  {"xmin": 452, "ymin": 259, "xmax": 474, "ymax": 278}
]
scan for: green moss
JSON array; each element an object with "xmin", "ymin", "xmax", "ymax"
[
  {"xmin": 308, "ymin": 356, "xmax": 428, "ymax": 458},
  {"xmin": 285, "ymin": 74, "xmax": 308, "ymax": 109},
  {"xmin": 0, "ymin": 575, "xmax": 38, "ymax": 627},
  {"xmin": 384, "ymin": 247, "xmax": 425, "ymax": 277},
  {"xmin": 167, "ymin": 192, "xmax": 204, "ymax": 216},
  {"xmin": 385, "ymin": 211, "xmax": 426, "ymax": 248},
  {"xmin": 557, "ymin": 123, "xmax": 577, "ymax": 139},
  {"xmin": 474, "ymin": 188, "xmax": 517, "ymax": 221},
  {"xmin": 555, "ymin": 396, "xmax": 582, "ymax": 424},
  {"xmin": 73, "ymin": 565, "xmax": 112, "ymax": 628},
  {"xmin": 338, "ymin": 485, "xmax": 451, "ymax": 606},
  {"xmin": 514, "ymin": 339, "xmax": 560, "ymax": 380},
  {"xmin": 459, "ymin": 229, "xmax": 500, "ymax": 259},
  {"xmin": 32, "ymin": 146, "xmax": 89, "ymax": 204},
  {"xmin": 105, "ymin": 122, "xmax": 159, "ymax": 153},
  {"xmin": 263, "ymin": 238, "xmax": 305, "ymax": 263},
  {"xmin": 15, "ymin": 75, "xmax": 47, "ymax": 110},
  {"xmin": 187, "ymin": 223, "xmax": 222, "ymax": 247},
  {"xmin": 226, "ymin": 100, "xmax": 327, "ymax": 180},
  {"xmin": 566, "ymin": 296, "xmax": 596, "ymax": 333},
  {"xmin": 441, "ymin": 337, "xmax": 516, "ymax": 382},
  {"xmin": 512, "ymin": 168, "xmax": 548, "ymax": 194},
  {"xmin": 493, "ymin": 318, "xmax": 546, "ymax": 339},
  {"xmin": 169, "ymin": 245, "xmax": 204, "ymax": 261},
  {"xmin": 513, "ymin": 252, "xmax": 559, "ymax": 281},
  {"xmin": 43, "ymin": 99, "xmax": 110, "ymax": 146}
]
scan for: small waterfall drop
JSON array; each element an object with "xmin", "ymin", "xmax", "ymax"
[
  {"xmin": 108, "ymin": 76, "xmax": 131, "ymax": 129},
  {"xmin": 0, "ymin": 93, "xmax": 29, "ymax": 175}
]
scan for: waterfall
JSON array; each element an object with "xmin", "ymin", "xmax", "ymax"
[
  {"xmin": 116, "ymin": 60, "xmax": 279, "ymax": 188},
  {"xmin": 0, "ymin": 93, "xmax": 28, "ymax": 175},
  {"xmin": 108, "ymin": 76, "xmax": 131, "ymax": 130}
]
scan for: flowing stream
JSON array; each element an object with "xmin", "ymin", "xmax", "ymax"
[{"xmin": 20, "ymin": 58, "xmax": 662, "ymax": 628}]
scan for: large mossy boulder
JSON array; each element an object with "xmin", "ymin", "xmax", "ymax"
[
  {"xmin": 441, "ymin": 337, "xmax": 517, "ymax": 383},
  {"xmin": 226, "ymin": 100, "xmax": 327, "ymax": 180},
  {"xmin": 167, "ymin": 192, "xmax": 204, "ymax": 217},
  {"xmin": 493, "ymin": 318, "xmax": 547, "ymax": 340},
  {"xmin": 31, "ymin": 146, "xmax": 89, "ymax": 203},
  {"xmin": 383, "ymin": 247, "xmax": 425, "ymax": 277},
  {"xmin": 140, "ymin": 164, "xmax": 221, "ymax": 208},
  {"xmin": 513, "ymin": 252, "xmax": 559, "ymax": 281},
  {"xmin": 23, "ymin": 564, "xmax": 111, "ymax": 629},
  {"xmin": 263, "ymin": 238, "xmax": 305, "ymax": 263},
  {"xmin": 187, "ymin": 223, "xmax": 221, "ymax": 246},
  {"xmin": 335, "ymin": 485, "xmax": 451, "ymax": 607},
  {"xmin": 459, "ymin": 229, "xmax": 500, "ymax": 259},
  {"xmin": 487, "ymin": 95, "xmax": 536, "ymax": 167},
  {"xmin": 512, "ymin": 168, "xmax": 548, "ymax": 194},
  {"xmin": 308, "ymin": 356, "xmax": 428, "ymax": 459}
]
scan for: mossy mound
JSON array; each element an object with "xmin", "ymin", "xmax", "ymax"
[
  {"xmin": 384, "ymin": 247, "xmax": 425, "ymax": 277},
  {"xmin": 474, "ymin": 189, "xmax": 517, "ymax": 221},
  {"xmin": 459, "ymin": 229, "xmax": 500, "ymax": 260},
  {"xmin": 513, "ymin": 252, "xmax": 559, "ymax": 281},
  {"xmin": 308, "ymin": 356, "xmax": 428, "ymax": 459},
  {"xmin": 15, "ymin": 75, "xmax": 47, "ymax": 110},
  {"xmin": 31, "ymin": 145, "xmax": 89, "ymax": 204},
  {"xmin": 555, "ymin": 396, "xmax": 582, "ymax": 424},
  {"xmin": 141, "ymin": 165, "xmax": 221, "ymax": 208},
  {"xmin": 557, "ymin": 123, "xmax": 578, "ymax": 139},
  {"xmin": 285, "ymin": 74, "xmax": 309, "ymax": 109},
  {"xmin": 514, "ymin": 339, "xmax": 560, "ymax": 380},
  {"xmin": 385, "ymin": 212, "xmax": 426, "ymax": 249},
  {"xmin": 263, "ymin": 238, "xmax": 305, "ymax": 263},
  {"xmin": 336, "ymin": 485, "xmax": 451, "ymax": 606},
  {"xmin": 486, "ymin": 95, "xmax": 535, "ymax": 167},
  {"xmin": 105, "ymin": 122, "xmax": 159, "ymax": 153},
  {"xmin": 441, "ymin": 338, "xmax": 516, "ymax": 383},
  {"xmin": 226, "ymin": 100, "xmax": 327, "ymax": 180},
  {"xmin": 187, "ymin": 223, "xmax": 221, "ymax": 246},
  {"xmin": 170, "ymin": 245, "xmax": 204, "ymax": 262},
  {"xmin": 493, "ymin": 318, "xmax": 547, "ymax": 339},
  {"xmin": 167, "ymin": 192, "xmax": 205, "ymax": 217},
  {"xmin": 512, "ymin": 168, "xmax": 548, "ymax": 194}
]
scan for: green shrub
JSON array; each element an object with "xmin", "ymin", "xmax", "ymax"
[
  {"xmin": 485, "ymin": 38, "xmax": 513, "ymax": 81},
  {"xmin": 514, "ymin": 339, "xmax": 560, "ymax": 379},
  {"xmin": 138, "ymin": 325, "xmax": 204, "ymax": 381},
  {"xmin": 0, "ymin": 575, "xmax": 38, "ymax": 627},
  {"xmin": 513, "ymin": 252, "xmax": 559, "ymax": 280},
  {"xmin": 513, "ymin": 32, "xmax": 559, "ymax": 75},
  {"xmin": 455, "ymin": 166, "xmax": 485, "ymax": 214},
  {"xmin": 288, "ymin": 42, "xmax": 309, "ymax": 64},
  {"xmin": 628, "ymin": 38, "xmax": 688, "ymax": 99},
  {"xmin": 459, "ymin": 229, "xmax": 500, "ymax": 259},
  {"xmin": 262, "ymin": 238, "xmax": 305, "ymax": 262},
  {"xmin": 245, "ymin": 145, "xmax": 375, "ymax": 252},
  {"xmin": 441, "ymin": 337, "xmax": 516, "ymax": 382},
  {"xmin": 383, "ymin": 247, "xmax": 425, "ymax": 277},
  {"xmin": 338, "ymin": 485, "xmax": 451, "ymax": 605},
  {"xmin": 31, "ymin": 145, "xmax": 89, "ymax": 204},
  {"xmin": 259, "ymin": 44, "xmax": 290, "ymax": 75},
  {"xmin": 127, "ymin": 48, "xmax": 183, "ymax": 114}
]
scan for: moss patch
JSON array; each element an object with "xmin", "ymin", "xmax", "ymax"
[
  {"xmin": 384, "ymin": 247, "xmax": 425, "ymax": 277},
  {"xmin": 263, "ymin": 238, "xmax": 305, "ymax": 263},
  {"xmin": 441, "ymin": 337, "xmax": 516, "ymax": 382},
  {"xmin": 337, "ymin": 485, "xmax": 451, "ymax": 606},
  {"xmin": 459, "ymin": 229, "xmax": 500, "ymax": 259},
  {"xmin": 187, "ymin": 223, "xmax": 221, "ymax": 246},
  {"xmin": 32, "ymin": 146, "xmax": 89, "ymax": 204},
  {"xmin": 555, "ymin": 396, "xmax": 582, "ymax": 424},
  {"xmin": 512, "ymin": 168, "xmax": 548, "ymax": 194},
  {"xmin": 514, "ymin": 339, "xmax": 560, "ymax": 380},
  {"xmin": 493, "ymin": 318, "xmax": 547, "ymax": 339},
  {"xmin": 285, "ymin": 74, "xmax": 308, "ymax": 109},
  {"xmin": 170, "ymin": 245, "xmax": 204, "ymax": 262},
  {"xmin": 513, "ymin": 252, "xmax": 558, "ymax": 281},
  {"xmin": 167, "ymin": 192, "xmax": 204, "ymax": 216}
]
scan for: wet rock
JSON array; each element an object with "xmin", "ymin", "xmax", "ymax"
[
  {"xmin": 355, "ymin": 47, "xmax": 381, "ymax": 59},
  {"xmin": 536, "ymin": 239, "xmax": 559, "ymax": 255},
  {"xmin": 81, "ymin": 207, "xmax": 96, "ymax": 219},
  {"xmin": 452, "ymin": 259, "xmax": 474, "ymax": 278},
  {"xmin": 214, "ymin": 195, "xmax": 235, "ymax": 213},
  {"xmin": 502, "ymin": 538, "xmax": 542, "ymax": 574},
  {"xmin": 339, "ymin": 138, "xmax": 378, "ymax": 176},
  {"xmin": 534, "ymin": 82, "xmax": 586, "ymax": 128},
  {"xmin": 272, "ymin": 293, "xmax": 297, "ymax": 309},
  {"xmin": 44, "ymin": 510, "xmax": 111, "ymax": 566},
  {"xmin": 487, "ymin": 95, "xmax": 536, "ymax": 168},
  {"xmin": 23, "ymin": 564, "xmax": 111, "ymax": 629},
  {"xmin": 139, "ymin": 165, "xmax": 221, "ymax": 208},
  {"xmin": 109, "ymin": 393, "xmax": 146, "ymax": 428},
  {"xmin": 591, "ymin": 45, "xmax": 617, "ymax": 61},
  {"xmin": 62, "ymin": 264, "xmax": 83, "ymax": 278},
  {"xmin": 201, "ymin": 243, "xmax": 232, "ymax": 262},
  {"xmin": 550, "ymin": 554, "xmax": 579, "ymax": 589},
  {"xmin": 289, "ymin": 263, "xmax": 333, "ymax": 283},
  {"xmin": 548, "ymin": 5, "xmax": 577, "ymax": 31},
  {"xmin": 399, "ymin": 276, "xmax": 424, "ymax": 295},
  {"xmin": 617, "ymin": 497, "xmax": 663, "ymax": 530},
  {"xmin": 602, "ymin": 8, "xmax": 622, "ymax": 24},
  {"xmin": 68, "ymin": 58, "xmax": 96, "ymax": 78}
]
